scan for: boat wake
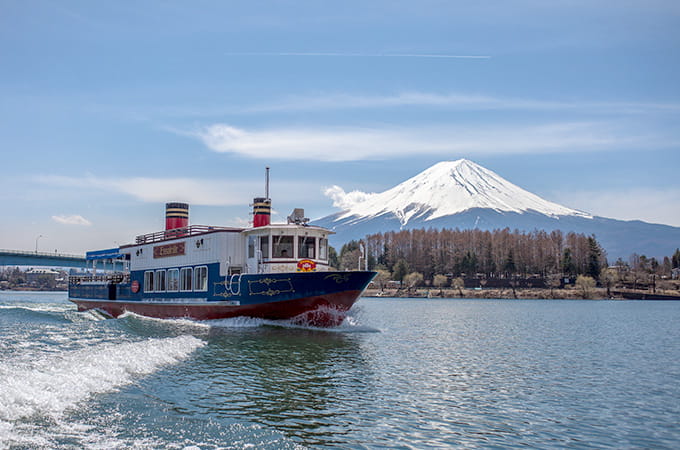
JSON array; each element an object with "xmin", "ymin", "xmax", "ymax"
[
  {"xmin": 116, "ymin": 307, "xmax": 380, "ymax": 333},
  {"xmin": 0, "ymin": 303, "xmax": 73, "ymax": 314},
  {"xmin": 0, "ymin": 336, "xmax": 205, "ymax": 430}
]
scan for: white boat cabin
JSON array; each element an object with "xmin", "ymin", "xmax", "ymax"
[
  {"xmin": 115, "ymin": 202, "xmax": 332, "ymax": 286},
  {"xmin": 243, "ymin": 224, "xmax": 331, "ymax": 274}
]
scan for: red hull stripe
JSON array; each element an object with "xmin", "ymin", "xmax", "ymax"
[{"xmin": 71, "ymin": 290, "xmax": 362, "ymax": 322}]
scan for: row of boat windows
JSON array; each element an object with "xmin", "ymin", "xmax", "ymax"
[
  {"xmin": 248, "ymin": 236, "xmax": 328, "ymax": 260},
  {"xmin": 143, "ymin": 266, "xmax": 208, "ymax": 293}
]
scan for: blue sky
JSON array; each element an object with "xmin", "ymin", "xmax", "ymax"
[{"xmin": 1, "ymin": 1, "xmax": 679, "ymax": 254}]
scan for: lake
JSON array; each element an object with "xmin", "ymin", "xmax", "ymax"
[{"xmin": 1, "ymin": 292, "xmax": 679, "ymax": 448}]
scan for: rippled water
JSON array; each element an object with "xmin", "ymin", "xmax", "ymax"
[{"xmin": 1, "ymin": 292, "xmax": 679, "ymax": 448}]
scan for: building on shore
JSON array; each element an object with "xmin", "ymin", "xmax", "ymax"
[{"xmin": 25, "ymin": 268, "xmax": 60, "ymax": 285}]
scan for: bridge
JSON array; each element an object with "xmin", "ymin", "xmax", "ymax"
[{"xmin": 0, "ymin": 249, "xmax": 88, "ymax": 269}]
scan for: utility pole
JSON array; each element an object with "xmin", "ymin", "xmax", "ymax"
[{"xmin": 359, "ymin": 243, "xmax": 365, "ymax": 271}]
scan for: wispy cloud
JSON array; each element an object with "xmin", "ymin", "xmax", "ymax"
[
  {"xmin": 52, "ymin": 214, "xmax": 92, "ymax": 226},
  {"xmin": 225, "ymin": 52, "xmax": 491, "ymax": 59},
  {"xmin": 77, "ymin": 90, "xmax": 680, "ymax": 122},
  {"xmin": 35, "ymin": 175, "xmax": 318, "ymax": 207},
  {"xmin": 133, "ymin": 91, "xmax": 680, "ymax": 120},
  {"xmin": 37, "ymin": 175, "xmax": 255, "ymax": 206},
  {"xmin": 241, "ymin": 92, "xmax": 680, "ymax": 115},
  {"xmin": 195, "ymin": 122, "xmax": 655, "ymax": 162},
  {"xmin": 248, "ymin": 92, "xmax": 680, "ymax": 115}
]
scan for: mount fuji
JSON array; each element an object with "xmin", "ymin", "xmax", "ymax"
[{"xmin": 313, "ymin": 159, "xmax": 680, "ymax": 260}]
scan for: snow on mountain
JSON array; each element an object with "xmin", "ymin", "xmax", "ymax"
[
  {"xmin": 331, "ymin": 159, "xmax": 591, "ymax": 226},
  {"xmin": 314, "ymin": 159, "xmax": 680, "ymax": 259}
]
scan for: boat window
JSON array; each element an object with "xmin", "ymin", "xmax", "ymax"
[
  {"xmin": 155, "ymin": 270, "xmax": 166, "ymax": 292},
  {"xmin": 273, "ymin": 235, "xmax": 294, "ymax": 258},
  {"xmin": 180, "ymin": 267, "xmax": 193, "ymax": 291},
  {"xmin": 319, "ymin": 238, "xmax": 328, "ymax": 260},
  {"xmin": 299, "ymin": 236, "xmax": 316, "ymax": 259},
  {"xmin": 248, "ymin": 236, "xmax": 256, "ymax": 258},
  {"xmin": 260, "ymin": 236, "xmax": 269, "ymax": 259},
  {"xmin": 194, "ymin": 266, "xmax": 208, "ymax": 292},
  {"xmin": 144, "ymin": 271, "xmax": 154, "ymax": 292},
  {"xmin": 167, "ymin": 268, "xmax": 179, "ymax": 292}
]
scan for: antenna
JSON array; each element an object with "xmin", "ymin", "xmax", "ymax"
[{"xmin": 265, "ymin": 166, "xmax": 270, "ymax": 200}]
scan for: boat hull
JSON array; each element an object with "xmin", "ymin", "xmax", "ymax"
[
  {"xmin": 69, "ymin": 271, "xmax": 375, "ymax": 327},
  {"xmin": 72, "ymin": 290, "xmax": 361, "ymax": 326}
]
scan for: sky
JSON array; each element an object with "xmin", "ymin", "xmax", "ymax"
[{"xmin": 1, "ymin": 0, "xmax": 679, "ymax": 254}]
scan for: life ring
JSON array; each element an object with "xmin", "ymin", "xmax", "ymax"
[
  {"xmin": 297, "ymin": 259, "xmax": 317, "ymax": 272},
  {"xmin": 131, "ymin": 280, "xmax": 140, "ymax": 293}
]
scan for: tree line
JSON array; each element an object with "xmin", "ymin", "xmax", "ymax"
[{"xmin": 337, "ymin": 228, "xmax": 607, "ymax": 282}]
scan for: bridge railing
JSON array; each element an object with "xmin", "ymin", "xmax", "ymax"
[{"xmin": 0, "ymin": 249, "xmax": 85, "ymax": 259}]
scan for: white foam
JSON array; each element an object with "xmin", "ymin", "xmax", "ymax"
[
  {"xmin": 0, "ymin": 303, "xmax": 73, "ymax": 314},
  {"xmin": 203, "ymin": 316, "xmax": 270, "ymax": 328},
  {"xmin": 119, "ymin": 311, "xmax": 213, "ymax": 330},
  {"xmin": 119, "ymin": 309, "xmax": 380, "ymax": 333},
  {"xmin": 0, "ymin": 335, "xmax": 205, "ymax": 423}
]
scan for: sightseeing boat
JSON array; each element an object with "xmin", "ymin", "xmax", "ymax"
[{"xmin": 68, "ymin": 172, "xmax": 375, "ymax": 326}]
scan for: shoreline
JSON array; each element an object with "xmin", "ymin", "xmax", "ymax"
[
  {"xmin": 3, "ymin": 287, "xmax": 679, "ymax": 301},
  {"xmin": 363, "ymin": 287, "xmax": 680, "ymax": 300}
]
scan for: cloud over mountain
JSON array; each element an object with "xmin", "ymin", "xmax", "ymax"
[{"xmin": 51, "ymin": 215, "xmax": 92, "ymax": 226}]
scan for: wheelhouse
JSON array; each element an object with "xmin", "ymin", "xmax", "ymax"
[{"xmin": 243, "ymin": 224, "xmax": 331, "ymax": 274}]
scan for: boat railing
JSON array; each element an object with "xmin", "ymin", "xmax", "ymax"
[
  {"xmin": 135, "ymin": 225, "xmax": 241, "ymax": 244},
  {"xmin": 69, "ymin": 273, "xmax": 130, "ymax": 284}
]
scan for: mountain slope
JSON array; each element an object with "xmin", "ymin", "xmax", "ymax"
[
  {"xmin": 334, "ymin": 159, "xmax": 591, "ymax": 226},
  {"xmin": 314, "ymin": 160, "xmax": 680, "ymax": 259}
]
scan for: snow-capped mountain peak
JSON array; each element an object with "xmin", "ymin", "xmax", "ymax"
[{"xmin": 333, "ymin": 159, "xmax": 591, "ymax": 225}]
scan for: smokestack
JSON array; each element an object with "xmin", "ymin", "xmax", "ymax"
[
  {"xmin": 252, "ymin": 197, "xmax": 271, "ymax": 227},
  {"xmin": 165, "ymin": 202, "xmax": 189, "ymax": 230},
  {"xmin": 253, "ymin": 167, "xmax": 271, "ymax": 228}
]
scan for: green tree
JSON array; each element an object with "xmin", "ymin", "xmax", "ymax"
[
  {"xmin": 562, "ymin": 248, "xmax": 576, "ymax": 276},
  {"xmin": 461, "ymin": 250, "xmax": 478, "ymax": 275},
  {"xmin": 393, "ymin": 259, "xmax": 409, "ymax": 287},
  {"xmin": 672, "ymin": 248, "xmax": 680, "ymax": 269},
  {"xmin": 328, "ymin": 246, "xmax": 339, "ymax": 269},
  {"xmin": 339, "ymin": 240, "xmax": 360, "ymax": 260},
  {"xmin": 586, "ymin": 236, "xmax": 602, "ymax": 280},
  {"xmin": 503, "ymin": 249, "xmax": 516, "ymax": 276}
]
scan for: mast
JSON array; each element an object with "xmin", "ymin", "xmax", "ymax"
[{"xmin": 265, "ymin": 166, "xmax": 270, "ymax": 200}]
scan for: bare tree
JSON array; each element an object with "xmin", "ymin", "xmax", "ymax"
[
  {"xmin": 600, "ymin": 268, "xmax": 618, "ymax": 298},
  {"xmin": 433, "ymin": 274, "xmax": 448, "ymax": 295},
  {"xmin": 403, "ymin": 272, "xmax": 424, "ymax": 291},
  {"xmin": 546, "ymin": 273, "xmax": 562, "ymax": 299},
  {"xmin": 373, "ymin": 269, "xmax": 391, "ymax": 292},
  {"xmin": 575, "ymin": 275, "xmax": 596, "ymax": 299},
  {"xmin": 452, "ymin": 277, "xmax": 464, "ymax": 297}
]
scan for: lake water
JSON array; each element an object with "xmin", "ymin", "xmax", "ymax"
[{"xmin": 1, "ymin": 292, "xmax": 679, "ymax": 449}]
